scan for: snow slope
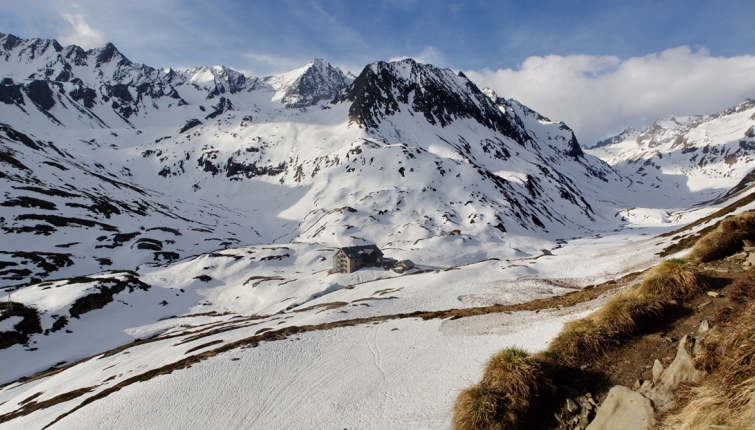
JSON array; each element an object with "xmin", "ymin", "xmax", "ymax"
[
  {"xmin": 5, "ymin": 200, "xmax": 755, "ymax": 429},
  {"xmin": 2, "ymin": 31, "xmax": 755, "ymax": 429}
]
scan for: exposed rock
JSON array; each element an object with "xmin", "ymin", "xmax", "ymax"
[
  {"xmin": 661, "ymin": 336, "xmax": 704, "ymax": 387},
  {"xmin": 566, "ymin": 397, "xmax": 580, "ymax": 413},
  {"xmin": 179, "ymin": 118, "xmax": 202, "ymax": 133},
  {"xmin": 586, "ymin": 386, "xmax": 655, "ymax": 430},
  {"xmin": 652, "ymin": 359, "xmax": 664, "ymax": 384},
  {"xmin": 640, "ymin": 335, "xmax": 705, "ymax": 411},
  {"xmin": 726, "ymin": 251, "xmax": 747, "ymax": 260}
]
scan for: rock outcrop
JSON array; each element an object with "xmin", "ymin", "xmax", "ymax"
[
  {"xmin": 585, "ymin": 386, "xmax": 655, "ymax": 430},
  {"xmin": 587, "ymin": 325, "xmax": 709, "ymax": 429}
]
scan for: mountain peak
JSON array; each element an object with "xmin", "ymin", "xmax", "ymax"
[
  {"xmin": 590, "ymin": 127, "xmax": 639, "ymax": 149},
  {"xmin": 88, "ymin": 42, "xmax": 131, "ymax": 68},
  {"xmin": 267, "ymin": 58, "xmax": 349, "ymax": 108},
  {"xmin": 482, "ymin": 87, "xmax": 498, "ymax": 101},
  {"xmin": 336, "ymin": 59, "xmax": 528, "ymax": 145},
  {"xmin": 181, "ymin": 65, "xmax": 247, "ymax": 98},
  {"xmin": 0, "ymin": 33, "xmax": 24, "ymax": 52}
]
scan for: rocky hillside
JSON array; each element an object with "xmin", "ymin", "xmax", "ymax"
[{"xmin": 587, "ymin": 99, "xmax": 755, "ymax": 201}]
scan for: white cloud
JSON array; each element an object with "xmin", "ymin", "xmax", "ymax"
[
  {"xmin": 58, "ymin": 12, "xmax": 106, "ymax": 49},
  {"xmin": 240, "ymin": 52, "xmax": 309, "ymax": 76},
  {"xmin": 466, "ymin": 46, "xmax": 755, "ymax": 145},
  {"xmin": 389, "ymin": 46, "xmax": 443, "ymax": 66}
]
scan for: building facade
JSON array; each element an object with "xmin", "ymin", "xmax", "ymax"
[{"xmin": 332, "ymin": 244, "xmax": 388, "ymax": 273}]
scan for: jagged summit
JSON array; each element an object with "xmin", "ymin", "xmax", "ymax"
[
  {"xmin": 0, "ymin": 31, "xmax": 355, "ymax": 121},
  {"xmin": 481, "ymin": 86, "xmax": 498, "ymax": 101},
  {"xmin": 0, "ymin": 32, "xmax": 137, "ymax": 83},
  {"xmin": 179, "ymin": 65, "xmax": 247, "ymax": 98},
  {"xmin": 590, "ymin": 127, "xmax": 639, "ymax": 149},
  {"xmin": 336, "ymin": 59, "xmax": 528, "ymax": 146},
  {"xmin": 265, "ymin": 58, "xmax": 350, "ymax": 108}
]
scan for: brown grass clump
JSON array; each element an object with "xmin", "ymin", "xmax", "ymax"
[
  {"xmin": 454, "ymin": 383, "xmax": 498, "ymax": 430},
  {"xmin": 547, "ymin": 319, "xmax": 613, "ymax": 364},
  {"xmin": 455, "ymin": 256, "xmax": 703, "ymax": 429},
  {"xmin": 662, "ymin": 300, "xmax": 755, "ymax": 429},
  {"xmin": 639, "ymin": 258, "xmax": 705, "ymax": 301},
  {"xmin": 452, "ymin": 348, "xmax": 553, "ymax": 430},
  {"xmin": 689, "ymin": 211, "xmax": 755, "ymax": 263},
  {"xmin": 548, "ymin": 286, "xmax": 665, "ymax": 364},
  {"xmin": 548, "ymin": 258, "xmax": 700, "ymax": 364},
  {"xmin": 729, "ymin": 276, "xmax": 755, "ymax": 305}
]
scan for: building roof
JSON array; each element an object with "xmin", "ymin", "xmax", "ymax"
[{"xmin": 336, "ymin": 244, "xmax": 383, "ymax": 259}]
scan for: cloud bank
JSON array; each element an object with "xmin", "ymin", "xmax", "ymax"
[{"xmin": 466, "ymin": 47, "xmax": 755, "ymax": 145}]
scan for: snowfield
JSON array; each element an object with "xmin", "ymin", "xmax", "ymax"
[
  {"xmin": 2, "ymin": 31, "xmax": 755, "ymax": 429},
  {"xmin": 41, "ymin": 312, "xmax": 595, "ymax": 430},
  {"xmin": 4, "ymin": 202, "xmax": 755, "ymax": 429}
]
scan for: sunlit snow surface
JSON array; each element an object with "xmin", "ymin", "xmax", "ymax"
[
  {"xmin": 3, "ymin": 34, "xmax": 755, "ymax": 429},
  {"xmin": 3, "ymin": 200, "xmax": 755, "ymax": 430}
]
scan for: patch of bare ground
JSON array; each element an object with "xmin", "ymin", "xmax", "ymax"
[
  {"xmin": 291, "ymin": 301, "xmax": 348, "ymax": 313},
  {"xmin": 184, "ymin": 339, "xmax": 224, "ymax": 354},
  {"xmin": 543, "ymin": 259, "xmax": 741, "ymax": 430},
  {"xmin": 0, "ymin": 386, "xmax": 95, "ymax": 424},
  {"xmin": 592, "ymin": 259, "xmax": 737, "ymax": 392}
]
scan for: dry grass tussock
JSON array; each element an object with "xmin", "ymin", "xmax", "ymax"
[
  {"xmin": 689, "ymin": 211, "xmax": 755, "ymax": 263},
  {"xmin": 662, "ymin": 276, "xmax": 755, "ymax": 429},
  {"xmin": 549, "ymin": 258, "xmax": 702, "ymax": 365},
  {"xmin": 452, "ymin": 348, "xmax": 553, "ymax": 430},
  {"xmin": 639, "ymin": 258, "xmax": 705, "ymax": 301},
  {"xmin": 547, "ymin": 290, "xmax": 666, "ymax": 364}
]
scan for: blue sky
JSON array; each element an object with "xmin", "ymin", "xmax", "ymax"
[
  {"xmin": 2, "ymin": 0, "xmax": 755, "ymax": 142},
  {"xmin": 1, "ymin": 0, "xmax": 753, "ymax": 73}
]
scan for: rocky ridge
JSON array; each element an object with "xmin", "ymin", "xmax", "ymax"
[{"xmin": 587, "ymin": 99, "xmax": 755, "ymax": 198}]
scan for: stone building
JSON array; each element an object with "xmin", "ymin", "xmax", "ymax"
[{"xmin": 332, "ymin": 244, "xmax": 392, "ymax": 273}]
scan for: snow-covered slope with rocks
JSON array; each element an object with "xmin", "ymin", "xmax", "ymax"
[
  {"xmin": 587, "ymin": 99, "xmax": 755, "ymax": 197},
  {"xmin": 3, "ymin": 31, "xmax": 753, "ymax": 430},
  {"xmin": 0, "ymin": 32, "xmax": 637, "ymax": 290}
]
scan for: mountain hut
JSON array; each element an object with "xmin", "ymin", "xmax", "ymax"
[{"xmin": 332, "ymin": 244, "xmax": 393, "ymax": 273}]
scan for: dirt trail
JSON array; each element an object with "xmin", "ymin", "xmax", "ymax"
[{"xmin": 548, "ymin": 258, "xmax": 743, "ymax": 430}]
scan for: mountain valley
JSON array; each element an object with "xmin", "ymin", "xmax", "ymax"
[{"xmin": 1, "ymin": 32, "xmax": 754, "ymax": 429}]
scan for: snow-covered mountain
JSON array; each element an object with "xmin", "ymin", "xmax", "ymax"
[
  {"xmin": 587, "ymin": 99, "xmax": 755, "ymax": 196},
  {"xmin": 0, "ymin": 32, "xmax": 634, "ymax": 290},
  {"xmin": 3, "ymin": 32, "xmax": 755, "ymax": 430}
]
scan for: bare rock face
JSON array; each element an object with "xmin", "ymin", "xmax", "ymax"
[
  {"xmin": 652, "ymin": 359, "xmax": 664, "ymax": 384},
  {"xmin": 640, "ymin": 334, "xmax": 705, "ymax": 411},
  {"xmin": 659, "ymin": 335, "xmax": 704, "ymax": 389},
  {"xmin": 588, "ymin": 334, "xmax": 708, "ymax": 429},
  {"xmin": 585, "ymin": 386, "xmax": 655, "ymax": 430}
]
